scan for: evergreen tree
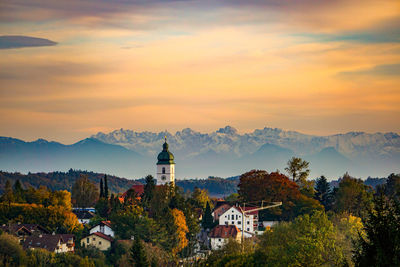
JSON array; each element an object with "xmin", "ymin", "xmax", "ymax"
[
  {"xmin": 354, "ymin": 192, "xmax": 400, "ymax": 266},
  {"xmin": 315, "ymin": 176, "xmax": 333, "ymax": 210},
  {"xmin": 100, "ymin": 178, "xmax": 104, "ymax": 198},
  {"xmin": 13, "ymin": 180, "xmax": 25, "ymax": 203},
  {"xmin": 143, "ymin": 175, "xmax": 156, "ymax": 204},
  {"xmin": 130, "ymin": 238, "xmax": 150, "ymax": 267},
  {"xmin": 104, "ymin": 175, "xmax": 109, "ymax": 198},
  {"xmin": 201, "ymin": 202, "xmax": 214, "ymax": 230}
]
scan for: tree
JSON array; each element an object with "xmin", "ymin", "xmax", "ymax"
[
  {"xmin": 191, "ymin": 187, "xmax": 212, "ymax": 209},
  {"xmin": 71, "ymin": 175, "xmax": 99, "ymax": 208},
  {"xmin": 170, "ymin": 208, "xmax": 189, "ymax": 255},
  {"xmin": 2, "ymin": 180, "xmax": 14, "ymax": 207},
  {"xmin": 315, "ymin": 176, "xmax": 333, "ymax": 210},
  {"xmin": 385, "ymin": 173, "xmax": 400, "ymax": 200},
  {"xmin": 143, "ymin": 175, "xmax": 156, "ymax": 204},
  {"xmin": 333, "ymin": 173, "xmax": 373, "ymax": 219},
  {"xmin": 13, "ymin": 180, "xmax": 25, "ymax": 203},
  {"xmin": 354, "ymin": 192, "xmax": 400, "ymax": 266},
  {"xmin": 201, "ymin": 202, "xmax": 214, "ymax": 230},
  {"xmin": 100, "ymin": 178, "xmax": 104, "ymax": 198},
  {"xmin": 285, "ymin": 157, "xmax": 310, "ymax": 183},
  {"xmin": 104, "ymin": 175, "xmax": 109, "ymax": 198},
  {"xmin": 254, "ymin": 211, "xmax": 346, "ymax": 267},
  {"xmin": 130, "ymin": 238, "xmax": 150, "ymax": 267},
  {"xmin": 238, "ymin": 170, "xmax": 322, "ymax": 220},
  {"xmin": 0, "ymin": 233, "xmax": 26, "ymax": 266}
]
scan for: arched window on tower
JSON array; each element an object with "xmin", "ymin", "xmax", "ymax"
[{"xmin": 162, "ymin": 167, "xmax": 166, "ymax": 174}]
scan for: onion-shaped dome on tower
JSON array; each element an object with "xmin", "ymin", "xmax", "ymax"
[{"xmin": 157, "ymin": 137, "xmax": 175, "ymax": 165}]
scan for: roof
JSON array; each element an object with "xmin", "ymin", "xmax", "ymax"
[
  {"xmin": 23, "ymin": 234, "xmax": 70, "ymax": 252},
  {"xmin": 120, "ymin": 185, "xmax": 145, "ymax": 200},
  {"xmin": 209, "ymin": 225, "xmax": 240, "ymax": 239},
  {"xmin": 0, "ymin": 224, "xmax": 50, "ymax": 235},
  {"xmin": 157, "ymin": 139, "xmax": 175, "ymax": 165},
  {"xmin": 88, "ymin": 232, "xmax": 113, "ymax": 242},
  {"xmin": 233, "ymin": 206, "xmax": 259, "ymax": 216},
  {"xmin": 73, "ymin": 210, "xmax": 95, "ymax": 219},
  {"xmin": 101, "ymin": 220, "xmax": 112, "ymax": 228},
  {"xmin": 213, "ymin": 204, "xmax": 231, "ymax": 215}
]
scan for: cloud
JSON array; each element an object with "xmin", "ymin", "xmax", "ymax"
[
  {"xmin": 0, "ymin": 35, "xmax": 57, "ymax": 49},
  {"xmin": 338, "ymin": 64, "xmax": 400, "ymax": 78}
]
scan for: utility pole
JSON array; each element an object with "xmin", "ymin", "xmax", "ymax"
[{"xmin": 238, "ymin": 201, "xmax": 282, "ymax": 253}]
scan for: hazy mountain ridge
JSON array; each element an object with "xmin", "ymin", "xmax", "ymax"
[{"xmin": 0, "ymin": 126, "xmax": 398, "ymax": 179}]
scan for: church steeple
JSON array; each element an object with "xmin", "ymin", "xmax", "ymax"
[{"xmin": 156, "ymin": 137, "xmax": 175, "ymax": 185}]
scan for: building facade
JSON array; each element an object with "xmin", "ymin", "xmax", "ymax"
[
  {"xmin": 81, "ymin": 232, "xmax": 113, "ymax": 251},
  {"xmin": 218, "ymin": 206, "xmax": 256, "ymax": 234}
]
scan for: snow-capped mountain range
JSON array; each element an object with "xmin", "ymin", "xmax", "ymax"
[
  {"xmin": 0, "ymin": 126, "xmax": 398, "ymax": 180},
  {"xmin": 91, "ymin": 126, "xmax": 400, "ymax": 178}
]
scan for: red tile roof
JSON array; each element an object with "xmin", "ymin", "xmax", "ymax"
[
  {"xmin": 233, "ymin": 206, "xmax": 259, "ymax": 216},
  {"xmin": 101, "ymin": 220, "xmax": 112, "ymax": 228},
  {"xmin": 209, "ymin": 225, "xmax": 240, "ymax": 239},
  {"xmin": 119, "ymin": 185, "xmax": 145, "ymax": 202}
]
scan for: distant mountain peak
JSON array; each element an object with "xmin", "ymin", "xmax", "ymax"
[{"xmin": 216, "ymin": 126, "xmax": 238, "ymax": 135}]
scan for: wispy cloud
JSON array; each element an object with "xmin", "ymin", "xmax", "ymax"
[
  {"xmin": 338, "ymin": 64, "xmax": 400, "ymax": 78},
  {"xmin": 0, "ymin": 35, "xmax": 57, "ymax": 49}
]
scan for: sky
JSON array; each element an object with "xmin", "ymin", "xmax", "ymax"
[{"xmin": 0, "ymin": 0, "xmax": 399, "ymax": 144}]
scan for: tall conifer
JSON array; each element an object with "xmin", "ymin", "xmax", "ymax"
[
  {"xmin": 104, "ymin": 175, "xmax": 109, "ymax": 198},
  {"xmin": 100, "ymin": 178, "xmax": 104, "ymax": 198}
]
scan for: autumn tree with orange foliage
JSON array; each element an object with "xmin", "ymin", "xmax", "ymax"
[
  {"xmin": 238, "ymin": 170, "xmax": 322, "ymax": 220},
  {"xmin": 171, "ymin": 208, "xmax": 189, "ymax": 255}
]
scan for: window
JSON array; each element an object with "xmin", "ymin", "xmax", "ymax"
[
  {"xmin": 99, "ymin": 241, "xmax": 102, "ymax": 245},
  {"xmin": 225, "ymin": 222, "xmax": 228, "ymax": 225},
  {"xmin": 238, "ymin": 221, "xmax": 241, "ymax": 224},
  {"xmin": 236, "ymin": 215, "xmax": 238, "ymax": 220},
  {"xmin": 247, "ymin": 228, "xmax": 250, "ymax": 231},
  {"xmin": 100, "ymin": 225, "xmax": 104, "ymax": 233},
  {"xmin": 232, "ymin": 221, "xmax": 234, "ymax": 224},
  {"xmin": 218, "ymin": 238, "xmax": 221, "ymax": 241},
  {"xmin": 93, "ymin": 237, "xmax": 95, "ymax": 241},
  {"xmin": 247, "ymin": 221, "xmax": 250, "ymax": 224},
  {"xmin": 87, "ymin": 238, "xmax": 89, "ymax": 243},
  {"xmin": 227, "ymin": 215, "xmax": 230, "ymax": 220},
  {"xmin": 161, "ymin": 175, "xmax": 166, "ymax": 181},
  {"xmin": 162, "ymin": 167, "xmax": 166, "ymax": 174}
]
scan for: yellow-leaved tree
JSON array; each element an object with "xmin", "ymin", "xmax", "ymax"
[{"xmin": 171, "ymin": 208, "xmax": 189, "ymax": 255}]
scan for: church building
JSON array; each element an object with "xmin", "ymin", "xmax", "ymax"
[{"xmin": 156, "ymin": 137, "xmax": 175, "ymax": 185}]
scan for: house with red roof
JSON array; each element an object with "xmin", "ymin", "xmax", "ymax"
[{"xmin": 209, "ymin": 225, "xmax": 241, "ymax": 250}]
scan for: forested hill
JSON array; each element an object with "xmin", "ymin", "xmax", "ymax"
[
  {"xmin": 0, "ymin": 169, "xmax": 141, "ymax": 194},
  {"xmin": 0, "ymin": 170, "xmax": 388, "ymax": 197}
]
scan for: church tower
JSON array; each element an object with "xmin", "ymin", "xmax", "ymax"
[{"xmin": 156, "ymin": 137, "xmax": 175, "ymax": 185}]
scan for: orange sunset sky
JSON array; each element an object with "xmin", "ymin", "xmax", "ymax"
[{"xmin": 1, "ymin": 0, "xmax": 399, "ymax": 143}]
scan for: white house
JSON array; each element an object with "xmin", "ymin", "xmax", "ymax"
[
  {"xmin": 218, "ymin": 206, "xmax": 257, "ymax": 234},
  {"xmin": 209, "ymin": 225, "xmax": 241, "ymax": 250},
  {"xmin": 89, "ymin": 221, "xmax": 114, "ymax": 237}
]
